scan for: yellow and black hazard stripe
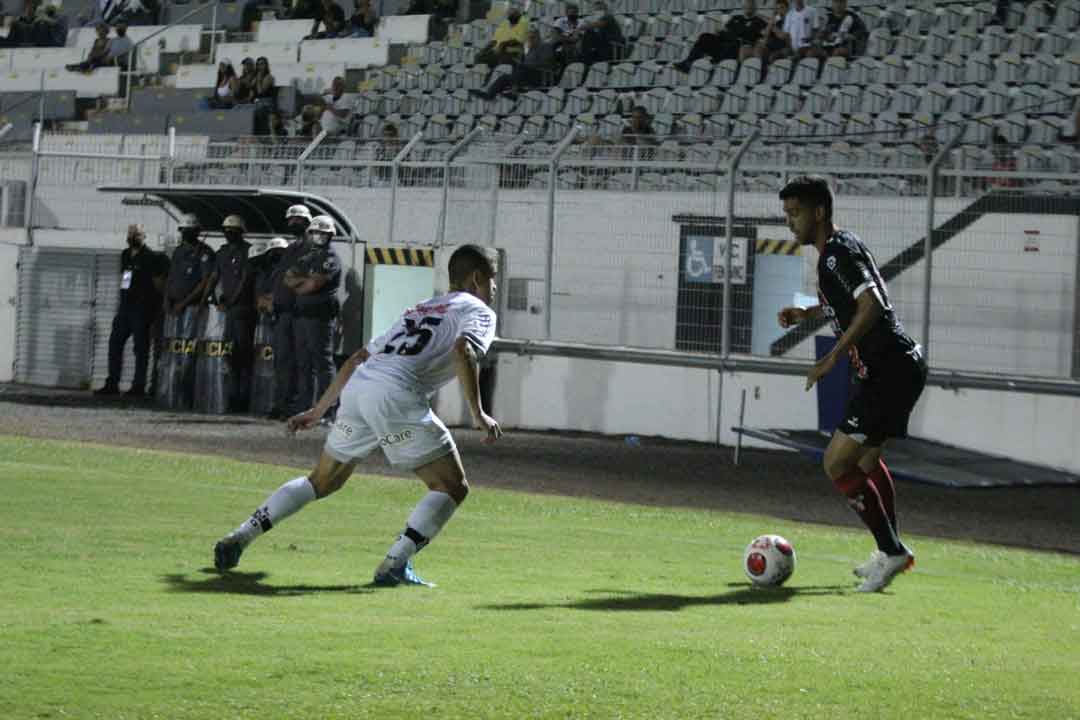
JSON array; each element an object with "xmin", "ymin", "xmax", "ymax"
[
  {"xmin": 754, "ymin": 239, "xmax": 801, "ymax": 256},
  {"xmin": 365, "ymin": 247, "xmax": 434, "ymax": 267}
]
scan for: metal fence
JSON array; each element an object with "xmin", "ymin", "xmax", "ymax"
[{"xmin": 11, "ymin": 121, "xmax": 1080, "ymax": 394}]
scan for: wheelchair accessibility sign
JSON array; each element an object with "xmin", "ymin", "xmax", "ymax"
[{"xmin": 683, "ymin": 235, "xmax": 748, "ymax": 285}]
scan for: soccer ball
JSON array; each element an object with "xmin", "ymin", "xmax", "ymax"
[{"xmin": 743, "ymin": 534, "xmax": 796, "ymax": 587}]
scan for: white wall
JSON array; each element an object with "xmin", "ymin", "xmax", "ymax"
[{"xmin": 0, "ymin": 229, "xmax": 25, "ymax": 382}]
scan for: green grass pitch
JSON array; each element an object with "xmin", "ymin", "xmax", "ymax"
[{"xmin": 1, "ymin": 436, "xmax": 1077, "ymax": 719}]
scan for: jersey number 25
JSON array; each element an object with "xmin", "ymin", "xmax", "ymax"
[{"xmin": 383, "ymin": 316, "xmax": 442, "ymax": 356}]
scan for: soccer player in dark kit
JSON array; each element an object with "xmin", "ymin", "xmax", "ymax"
[{"xmin": 776, "ymin": 175, "xmax": 927, "ymax": 593}]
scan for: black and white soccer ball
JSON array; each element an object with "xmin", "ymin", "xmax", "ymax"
[{"xmin": 743, "ymin": 534, "xmax": 796, "ymax": 587}]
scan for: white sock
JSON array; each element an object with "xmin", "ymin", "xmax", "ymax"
[
  {"xmin": 233, "ymin": 476, "xmax": 316, "ymax": 546},
  {"xmin": 384, "ymin": 491, "xmax": 458, "ymax": 565}
]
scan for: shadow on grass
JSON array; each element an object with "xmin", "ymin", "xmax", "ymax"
[
  {"xmin": 162, "ymin": 569, "xmax": 375, "ymax": 597},
  {"xmin": 479, "ymin": 582, "xmax": 850, "ymax": 612}
]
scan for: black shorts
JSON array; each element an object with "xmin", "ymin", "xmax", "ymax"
[{"xmin": 839, "ymin": 345, "xmax": 927, "ymax": 446}]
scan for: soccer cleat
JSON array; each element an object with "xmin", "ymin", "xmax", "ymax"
[
  {"xmin": 213, "ymin": 535, "xmax": 245, "ymax": 570},
  {"xmin": 373, "ymin": 559, "xmax": 435, "ymax": 588},
  {"xmin": 853, "ymin": 550, "xmax": 886, "ymax": 578},
  {"xmin": 857, "ymin": 550, "xmax": 915, "ymax": 593}
]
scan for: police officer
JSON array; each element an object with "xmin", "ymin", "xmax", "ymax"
[
  {"xmin": 286, "ymin": 214, "xmax": 342, "ymax": 418},
  {"xmin": 165, "ymin": 214, "xmax": 216, "ymax": 326},
  {"xmin": 255, "ymin": 236, "xmax": 290, "ymax": 315},
  {"xmin": 267, "ymin": 204, "xmax": 312, "ymax": 419},
  {"xmin": 95, "ymin": 224, "xmax": 170, "ymax": 397},
  {"xmin": 208, "ymin": 215, "xmax": 257, "ymax": 412}
]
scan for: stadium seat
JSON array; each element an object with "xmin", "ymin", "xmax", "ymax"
[
  {"xmin": 1054, "ymin": 0, "xmax": 1080, "ymax": 30},
  {"xmin": 980, "ymin": 25, "xmax": 1009, "ymax": 54},
  {"xmin": 718, "ymin": 84, "xmax": 749, "ymax": 114},
  {"xmin": 559, "ymin": 62, "xmax": 585, "ymax": 88},
  {"xmin": 994, "ymin": 52, "xmax": 1027, "ymax": 84},
  {"xmin": 583, "ymin": 62, "xmax": 610, "ymax": 88},
  {"xmin": 711, "ymin": 59, "xmax": 739, "ymax": 86},
  {"xmin": 1057, "ymin": 55, "xmax": 1080, "ymax": 84},
  {"xmin": 748, "ymin": 84, "xmax": 774, "ymax": 114},
  {"xmin": 591, "ymin": 89, "xmax": 619, "ymax": 116},
  {"xmin": 523, "ymin": 114, "xmax": 546, "ymax": 138},
  {"xmin": 566, "ymin": 87, "xmax": 593, "ymax": 114},
  {"xmin": 864, "ymin": 29, "xmax": 893, "ymax": 58},
  {"xmin": 1010, "ymin": 28, "xmax": 1041, "ymax": 55},
  {"xmin": 889, "ymin": 84, "xmax": 921, "ymax": 114},
  {"xmin": 542, "ymin": 88, "xmax": 566, "ymax": 115},
  {"xmin": 769, "ymin": 83, "xmax": 798, "ymax": 113},
  {"xmin": 803, "ymin": 84, "xmax": 832, "ymax": 113},
  {"xmin": 377, "ymin": 14, "xmax": 431, "ymax": 44},
  {"xmin": 791, "ymin": 57, "xmax": 820, "ymax": 85},
  {"xmin": 687, "ymin": 58, "xmax": 713, "ymax": 86},
  {"xmin": 953, "ymin": 28, "xmax": 980, "ymax": 56},
  {"xmin": 544, "ymin": 114, "xmax": 572, "ymax": 141},
  {"xmin": 764, "ymin": 58, "xmax": 792, "ymax": 86},
  {"xmin": 665, "ymin": 85, "xmax": 695, "ymax": 113},
  {"xmin": 908, "ymin": 54, "xmax": 937, "ymax": 84},
  {"xmin": 835, "ymin": 84, "xmax": 862, "ymax": 113},
  {"xmin": 694, "ymin": 86, "xmax": 723, "ymax": 113},
  {"xmin": 820, "ymin": 56, "xmax": 847, "ymax": 85},
  {"xmin": 999, "ymin": 112, "xmax": 1028, "ymax": 143},
  {"xmin": 951, "ymin": 84, "xmax": 982, "ymax": 114},
  {"xmin": 608, "ymin": 62, "xmax": 638, "ymax": 88},
  {"xmin": 849, "ymin": 56, "xmax": 879, "ymax": 84},
  {"xmin": 917, "ymin": 82, "xmax": 950, "ymax": 115},
  {"xmin": 255, "ymin": 19, "xmax": 312, "ymax": 44},
  {"xmin": 893, "ymin": 31, "xmax": 924, "ymax": 57},
  {"xmin": 925, "ymin": 27, "xmax": 952, "ymax": 57},
  {"xmin": 641, "ymin": 87, "xmax": 669, "ymax": 115},
  {"xmin": 860, "ymin": 83, "xmax": 890, "ymax": 113},
  {"xmin": 982, "ymin": 82, "xmax": 1011, "ymax": 115},
  {"xmin": 735, "ymin": 58, "xmax": 763, "ymax": 86}
]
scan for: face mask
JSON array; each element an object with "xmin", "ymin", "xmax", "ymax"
[
  {"xmin": 225, "ymin": 230, "xmax": 244, "ymax": 244},
  {"xmin": 181, "ymin": 229, "xmax": 200, "ymax": 244},
  {"xmin": 266, "ymin": 249, "xmax": 284, "ymax": 264},
  {"xmin": 310, "ymin": 233, "xmax": 330, "ymax": 247}
]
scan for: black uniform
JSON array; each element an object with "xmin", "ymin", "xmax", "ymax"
[
  {"xmin": 293, "ymin": 241, "xmax": 342, "ymax": 411},
  {"xmin": 817, "ymin": 230, "xmax": 927, "ymax": 445},
  {"xmin": 165, "ymin": 240, "xmax": 216, "ymax": 333},
  {"xmin": 106, "ymin": 246, "xmax": 170, "ymax": 391},
  {"xmin": 215, "ymin": 240, "xmax": 257, "ymax": 410},
  {"xmin": 817, "ymin": 8, "xmax": 867, "ymax": 56},
  {"xmin": 270, "ymin": 238, "xmax": 308, "ymax": 414},
  {"xmin": 680, "ymin": 13, "xmax": 767, "ymax": 66}
]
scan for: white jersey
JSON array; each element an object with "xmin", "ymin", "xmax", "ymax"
[{"xmin": 357, "ymin": 291, "xmax": 496, "ymax": 397}]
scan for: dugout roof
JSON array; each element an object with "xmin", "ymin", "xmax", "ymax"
[{"xmin": 97, "ymin": 186, "xmax": 361, "ymax": 241}]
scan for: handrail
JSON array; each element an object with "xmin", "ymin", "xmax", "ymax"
[
  {"xmin": 296, "ymin": 128, "xmax": 328, "ymax": 191},
  {"xmin": 126, "ymin": 1, "xmax": 221, "ymax": 112}
]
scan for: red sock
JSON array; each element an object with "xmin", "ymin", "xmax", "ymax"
[
  {"xmin": 834, "ymin": 468, "xmax": 904, "ymax": 555},
  {"xmin": 868, "ymin": 459, "xmax": 897, "ymax": 534}
]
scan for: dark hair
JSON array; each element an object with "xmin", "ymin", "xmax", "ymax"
[
  {"xmin": 778, "ymin": 175, "xmax": 833, "ymax": 220},
  {"xmin": 631, "ymin": 105, "xmax": 648, "ymax": 115},
  {"xmin": 449, "ymin": 244, "xmax": 496, "ymax": 286}
]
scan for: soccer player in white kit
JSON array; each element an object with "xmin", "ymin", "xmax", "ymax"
[{"xmin": 213, "ymin": 245, "xmax": 502, "ymax": 586}]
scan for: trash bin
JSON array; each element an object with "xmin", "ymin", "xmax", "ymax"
[
  {"xmin": 156, "ymin": 306, "xmax": 202, "ymax": 410},
  {"xmin": 194, "ymin": 305, "xmax": 230, "ymax": 414},
  {"xmin": 815, "ymin": 335, "xmax": 851, "ymax": 433},
  {"xmin": 250, "ymin": 313, "xmax": 276, "ymax": 416}
]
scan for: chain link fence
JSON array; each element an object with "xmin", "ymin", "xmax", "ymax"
[{"xmin": 12, "ymin": 124, "xmax": 1080, "ymax": 389}]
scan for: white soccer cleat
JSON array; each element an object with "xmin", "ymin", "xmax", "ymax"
[
  {"xmin": 857, "ymin": 550, "xmax": 915, "ymax": 593},
  {"xmin": 853, "ymin": 550, "xmax": 886, "ymax": 578}
]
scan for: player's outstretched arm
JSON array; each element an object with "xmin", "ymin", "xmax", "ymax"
[
  {"xmin": 453, "ymin": 337, "xmax": 502, "ymax": 444},
  {"xmin": 777, "ymin": 305, "xmax": 823, "ymax": 328},
  {"xmin": 287, "ymin": 348, "xmax": 370, "ymax": 432}
]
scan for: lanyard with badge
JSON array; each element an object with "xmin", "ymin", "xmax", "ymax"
[{"xmin": 121, "ymin": 269, "xmax": 134, "ymax": 290}]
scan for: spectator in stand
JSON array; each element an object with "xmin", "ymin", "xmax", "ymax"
[
  {"xmin": 280, "ymin": 0, "xmax": 319, "ymax": 20},
  {"xmin": 374, "ymin": 123, "xmax": 401, "ymax": 183},
  {"xmin": 784, "ymin": 0, "xmax": 820, "ymax": 58},
  {"xmin": 674, "ymin": 0, "xmax": 767, "ymax": 73},
  {"xmin": 252, "ymin": 56, "xmax": 277, "ymax": 133},
  {"xmin": 552, "ymin": 2, "xmax": 584, "ymax": 61},
  {"xmin": 754, "ymin": 0, "xmax": 792, "ymax": 63},
  {"xmin": 300, "ymin": 75, "xmax": 353, "ymax": 136},
  {"xmin": 476, "ymin": 2, "xmax": 528, "ymax": 67},
  {"xmin": 3, "ymin": 0, "xmax": 38, "ymax": 47},
  {"xmin": 107, "ymin": 22, "xmax": 133, "ymax": 69},
  {"xmin": 308, "ymin": 0, "xmax": 345, "ymax": 38},
  {"xmin": 67, "ymin": 22, "xmax": 113, "ymax": 71},
  {"xmin": 990, "ymin": 130, "xmax": 1019, "ymax": 188},
  {"xmin": 209, "ymin": 59, "xmax": 239, "ymax": 108},
  {"xmin": 349, "ymin": 0, "xmax": 377, "ymax": 37},
  {"xmin": 806, "ymin": 0, "xmax": 866, "ymax": 59},
  {"xmin": 579, "ymin": 1, "xmax": 625, "ymax": 64},
  {"xmin": 620, "ymin": 105, "xmax": 657, "ymax": 159},
  {"xmin": 233, "ymin": 57, "xmax": 257, "ymax": 103},
  {"xmin": 29, "ymin": 3, "xmax": 66, "ymax": 46},
  {"xmin": 469, "ymin": 28, "xmax": 559, "ymax": 100}
]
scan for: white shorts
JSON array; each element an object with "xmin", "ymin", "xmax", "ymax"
[{"xmin": 323, "ymin": 377, "xmax": 456, "ymax": 470}]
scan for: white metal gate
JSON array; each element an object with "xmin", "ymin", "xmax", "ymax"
[{"xmin": 15, "ymin": 247, "xmax": 131, "ymax": 389}]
